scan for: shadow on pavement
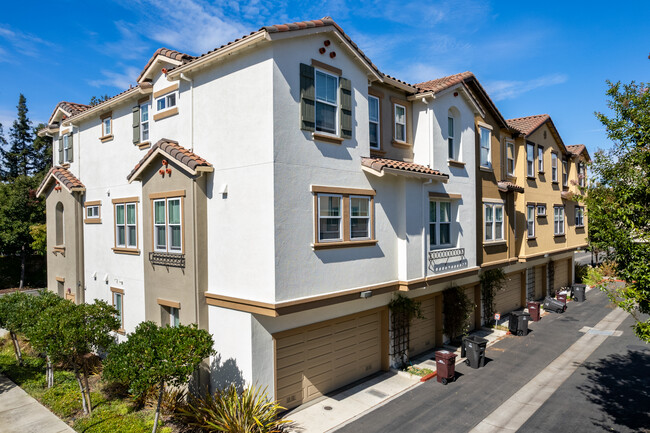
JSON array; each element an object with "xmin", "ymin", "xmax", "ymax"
[
  {"xmin": 0, "ymin": 376, "xmax": 16, "ymax": 394},
  {"xmin": 579, "ymin": 347, "xmax": 650, "ymax": 432}
]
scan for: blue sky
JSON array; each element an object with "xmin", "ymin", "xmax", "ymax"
[{"xmin": 0, "ymin": 0, "xmax": 648, "ymax": 153}]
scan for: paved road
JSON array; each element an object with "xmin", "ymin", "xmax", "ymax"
[{"xmin": 337, "ymin": 288, "xmax": 650, "ymax": 433}]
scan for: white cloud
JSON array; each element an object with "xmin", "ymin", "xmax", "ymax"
[
  {"xmin": 392, "ymin": 62, "xmax": 452, "ymax": 85},
  {"xmin": 0, "ymin": 25, "xmax": 53, "ymax": 57},
  {"xmin": 88, "ymin": 66, "xmax": 141, "ymax": 89},
  {"xmin": 485, "ymin": 74, "xmax": 569, "ymax": 101},
  {"xmin": 102, "ymin": 21, "xmax": 151, "ymax": 60}
]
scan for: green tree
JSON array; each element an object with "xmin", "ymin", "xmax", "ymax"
[
  {"xmin": 29, "ymin": 223, "xmax": 47, "ymax": 256},
  {"xmin": 89, "ymin": 94, "xmax": 110, "ymax": 106},
  {"xmin": 0, "ymin": 291, "xmax": 32, "ymax": 364},
  {"xmin": 0, "ymin": 174, "xmax": 45, "ymax": 288},
  {"xmin": 0, "ymin": 122, "xmax": 7, "ymax": 175},
  {"xmin": 0, "ymin": 94, "xmax": 35, "ymax": 179},
  {"xmin": 587, "ymin": 79, "xmax": 650, "ymax": 342},
  {"xmin": 104, "ymin": 322, "xmax": 214, "ymax": 433},
  {"xmin": 34, "ymin": 300, "xmax": 119, "ymax": 414},
  {"xmin": 32, "ymin": 122, "xmax": 52, "ymax": 175}
]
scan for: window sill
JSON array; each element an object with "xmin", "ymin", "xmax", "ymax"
[
  {"xmin": 313, "ymin": 133, "xmax": 344, "ymax": 145},
  {"xmin": 60, "ymin": 163, "xmax": 70, "ymax": 169},
  {"xmin": 153, "ymin": 107, "xmax": 179, "ymax": 121},
  {"xmin": 536, "ymin": 214, "xmax": 546, "ymax": 218},
  {"xmin": 391, "ymin": 140, "xmax": 411, "ymax": 149},
  {"xmin": 370, "ymin": 148, "xmax": 385, "ymax": 156},
  {"xmin": 576, "ymin": 225, "xmax": 585, "ymax": 229},
  {"xmin": 538, "ymin": 171, "xmax": 545, "ymax": 174},
  {"xmin": 84, "ymin": 218, "xmax": 102, "ymax": 224},
  {"xmin": 506, "ymin": 174, "xmax": 517, "ymax": 180},
  {"xmin": 99, "ymin": 134, "xmax": 114, "ymax": 143},
  {"xmin": 483, "ymin": 240, "xmax": 507, "ymax": 246},
  {"xmin": 527, "ymin": 237, "xmax": 536, "ymax": 241},
  {"xmin": 135, "ymin": 141, "xmax": 151, "ymax": 149},
  {"xmin": 52, "ymin": 245, "xmax": 66, "ymax": 253},
  {"xmin": 313, "ymin": 239, "xmax": 378, "ymax": 250},
  {"xmin": 115, "ymin": 328, "xmax": 126, "ymax": 335},
  {"xmin": 448, "ymin": 159, "xmax": 466, "ymax": 168},
  {"xmin": 526, "ymin": 176, "xmax": 536, "ymax": 180},
  {"xmin": 479, "ymin": 166, "xmax": 493, "ymax": 173},
  {"xmin": 552, "ymin": 181, "xmax": 559, "ymax": 185},
  {"xmin": 112, "ymin": 247, "xmax": 141, "ymax": 255},
  {"xmin": 554, "ymin": 234, "xmax": 566, "ymax": 238}
]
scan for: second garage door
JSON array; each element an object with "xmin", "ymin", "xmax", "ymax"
[
  {"xmin": 495, "ymin": 272, "xmax": 522, "ymax": 314},
  {"xmin": 409, "ymin": 296, "xmax": 436, "ymax": 357},
  {"xmin": 275, "ymin": 309, "xmax": 384, "ymax": 410},
  {"xmin": 554, "ymin": 258, "xmax": 571, "ymax": 289}
]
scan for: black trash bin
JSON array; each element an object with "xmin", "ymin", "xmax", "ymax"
[
  {"xmin": 572, "ymin": 284, "xmax": 586, "ymax": 302},
  {"xmin": 508, "ymin": 311, "xmax": 530, "ymax": 336},
  {"xmin": 461, "ymin": 335, "xmax": 488, "ymax": 369},
  {"xmin": 543, "ymin": 296, "xmax": 566, "ymax": 313}
]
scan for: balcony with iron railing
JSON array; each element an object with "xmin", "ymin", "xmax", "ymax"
[{"xmin": 428, "ymin": 247, "xmax": 468, "ymax": 273}]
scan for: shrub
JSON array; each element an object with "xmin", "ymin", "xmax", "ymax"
[
  {"xmin": 574, "ymin": 263, "xmax": 589, "ymax": 284},
  {"xmin": 443, "ymin": 286, "xmax": 473, "ymax": 340},
  {"xmin": 180, "ymin": 384, "xmax": 290, "ymax": 433},
  {"xmin": 583, "ymin": 266, "xmax": 604, "ymax": 287},
  {"xmin": 599, "ymin": 261, "xmax": 618, "ymax": 278}
]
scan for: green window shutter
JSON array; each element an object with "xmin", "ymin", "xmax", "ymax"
[
  {"xmin": 58, "ymin": 137, "xmax": 63, "ymax": 164},
  {"xmin": 340, "ymin": 77, "xmax": 352, "ymax": 139},
  {"xmin": 300, "ymin": 63, "xmax": 315, "ymax": 131},
  {"xmin": 68, "ymin": 133, "xmax": 73, "ymax": 162},
  {"xmin": 132, "ymin": 106, "xmax": 140, "ymax": 144}
]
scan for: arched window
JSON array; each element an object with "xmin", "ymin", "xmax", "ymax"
[
  {"xmin": 447, "ymin": 107, "xmax": 460, "ymax": 160},
  {"xmin": 55, "ymin": 202, "xmax": 64, "ymax": 245}
]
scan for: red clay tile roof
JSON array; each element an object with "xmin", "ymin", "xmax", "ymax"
[
  {"xmin": 169, "ymin": 17, "xmax": 382, "ymax": 79},
  {"xmin": 137, "ymin": 47, "xmax": 196, "ymax": 82},
  {"xmin": 127, "ymin": 139, "xmax": 212, "ymax": 181},
  {"xmin": 63, "ymin": 84, "xmax": 151, "ymax": 123},
  {"xmin": 47, "ymin": 101, "xmax": 91, "ymax": 125},
  {"xmin": 361, "ymin": 157, "xmax": 448, "ymax": 179},
  {"xmin": 497, "ymin": 181, "xmax": 524, "ymax": 193},
  {"xmin": 566, "ymin": 144, "xmax": 585, "ymax": 155},
  {"xmin": 416, "ymin": 72, "xmax": 474, "ymax": 94},
  {"xmin": 36, "ymin": 166, "xmax": 85, "ymax": 197},
  {"xmin": 506, "ymin": 114, "xmax": 550, "ymax": 136}
]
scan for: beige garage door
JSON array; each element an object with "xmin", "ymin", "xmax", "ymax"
[
  {"xmin": 535, "ymin": 265, "xmax": 544, "ymax": 299},
  {"xmin": 409, "ymin": 297, "xmax": 436, "ymax": 357},
  {"xmin": 554, "ymin": 259, "xmax": 571, "ymax": 289},
  {"xmin": 275, "ymin": 309, "xmax": 383, "ymax": 410},
  {"xmin": 495, "ymin": 272, "xmax": 522, "ymax": 314},
  {"xmin": 465, "ymin": 286, "xmax": 477, "ymax": 332}
]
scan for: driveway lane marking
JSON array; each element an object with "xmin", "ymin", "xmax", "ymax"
[{"xmin": 468, "ymin": 307, "xmax": 629, "ymax": 433}]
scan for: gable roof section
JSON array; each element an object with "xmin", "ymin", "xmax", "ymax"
[
  {"xmin": 47, "ymin": 101, "xmax": 91, "ymax": 125},
  {"xmin": 137, "ymin": 47, "xmax": 196, "ymax": 83},
  {"xmin": 36, "ymin": 167, "xmax": 85, "ymax": 197},
  {"xmin": 416, "ymin": 71, "xmax": 475, "ymax": 94},
  {"xmin": 167, "ymin": 17, "xmax": 383, "ymax": 82},
  {"xmin": 361, "ymin": 157, "xmax": 448, "ymax": 182},
  {"xmin": 127, "ymin": 139, "xmax": 213, "ymax": 183},
  {"xmin": 507, "ymin": 114, "xmax": 568, "ymax": 154},
  {"xmin": 566, "ymin": 144, "xmax": 591, "ymax": 161},
  {"xmin": 497, "ymin": 181, "xmax": 524, "ymax": 193}
]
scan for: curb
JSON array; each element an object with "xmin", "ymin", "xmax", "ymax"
[{"xmin": 420, "ymin": 371, "xmax": 437, "ymax": 382}]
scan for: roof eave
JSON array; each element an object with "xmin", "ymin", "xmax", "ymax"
[
  {"xmin": 363, "ymin": 165, "xmax": 448, "ymax": 182},
  {"xmin": 137, "ymin": 55, "xmax": 183, "ymax": 84},
  {"xmin": 61, "ymin": 86, "xmax": 152, "ymax": 126},
  {"xmin": 382, "ymin": 75, "xmax": 417, "ymax": 93},
  {"xmin": 128, "ymin": 147, "xmax": 212, "ymax": 183}
]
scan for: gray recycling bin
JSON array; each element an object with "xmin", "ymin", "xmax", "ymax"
[
  {"xmin": 508, "ymin": 311, "xmax": 530, "ymax": 336},
  {"xmin": 572, "ymin": 284, "xmax": 586, "ymax": 302},
  {"xmin": 461, "ymin": 335, "xmax": 488, "ymax": 369},
  {"xmin": 543, "ymin": 296, "xmax": 566, "ymax": 313}
]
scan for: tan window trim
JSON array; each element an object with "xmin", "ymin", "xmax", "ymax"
[
  {"xmin": 110, "ymin": 287, "xmax": 124, "ymax": 294},
  {"xmin": 313, "ymin": 188, "xmax": 376, "ymax": 245},
  {"xmin": 100, "ymin": 111, "xmax": 113, "ymax": 120},
  {"xmin": 100, "ymin": 135, "xmax": 114, "ymax": 143},
  {"xmin": 313, "ymin": 133, "xmax": 344, "ymax": 145},
  {"xmin": 60, "ymin": 163, "xmax": 70, "ymax": 169},
  {"xmin": 138, "ymin": 96, "xmax": 151, "ymax": 105},
  {"xmin": 55, "ymin": 276, "xmax": 65, "ymax": 283},
  {"xmin": 448, "ymin": 160, "xmax": 466, "ymax": 168},
  {"xmin": 153, "ymin": 107, "xmax": 179, "ymax": 121},
  {"xmin": 391, "ymin": 140, "xmax": 410, "ymax": 149},
  {"xmin": 136, "ymin": 141, "xmax": 151, "ymax": 149},
  {"xmin": 149, "ymin": 190, "xmax": 186, "ymax": 200},
  {"xmin": 370, "ymin": 149, "xmax": 387, "ymax": 156},
  {"xmin": 52, "ymin": 245, "xmax": 65, "ymax": 253},
  {"xmin": 110, "ymin": 287, "xmax": 125, "ymax": 334},
  {"xmin": 112, "ymin": 197, "xmax": 140, "ymax": 204},
  {"xmin": 84, "ymin": 200, "xmax": 102, "ymax": 224},
  {"xmin": 84, "ymin": 218, "xmax": 102, "ymax": 224},
  {"xmin": 313, "ymin": 239, "xmax": 378, "ymax": 250},
  {"xmin": 112, "ymin": 247, "xmax": 141, "ymax": 255},
  {"xmin": 157, "ymin": 298, "xmax": 180, "ymax": 309},
  {"xmin": 368, "ymin": 88, "xmax": 384, "ymax": 99},
  {"xmin": 113, "ymin": 199, "xmax": 139, "ymax": 251},
  {"xmin": 429, "ymin": 192, "xmax": 462, "ymax": 199},
  {"xmin": 153, "ymin": 83, "xmax": 179, "ymax": 99},
  {"xmin": 311, "ymin": 59, "xmax": 342, "ymax": 76},
  {"xmin": 311, "ymin": 185, "xmax": 376, "ymax": 196}
]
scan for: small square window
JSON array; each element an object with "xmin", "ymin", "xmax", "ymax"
[
  {"xmin": 87, "ymin": 205, "xmax": 99, "ymax": 218},
  {"xmin": 156, "ymin": 93, "xmax": 177, "ymax": 112},
  {"xmin": 536, "ymin": 205, "xmax": 546, "ymax": 217}
]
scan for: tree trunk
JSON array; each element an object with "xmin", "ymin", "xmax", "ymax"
[
  {"xmin": 46, "ymin": 354, "xmax": 53, "ymax": 388},
  {"xmin": 73, "ymin": 367, "xmax": 88, "ymax": 415},
  {"xmin": 152, "ymin": 379, "xmax": 164, "ymax": 433},
  {"xmin": 19, "ymin": 245, "xmax": 26, "ymax": 290},
  {"xmin": 9, "ymin": 331, "xmax": 23, "ymax": 365},
  {"xmin": 82, "ymin": 358, "xmax": 92, "ymax": 415}
]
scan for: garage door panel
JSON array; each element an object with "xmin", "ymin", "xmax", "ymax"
[
  {"xmin": 276, "ymin": 309, "xmax": 383, "ymax": 410},
  {"xmin": 409, "ymin": 297, "xmax": 436, "ymax": 356},
  {"xmin": 495, "ymin": 273, "xmax": 522, "ymax": 314}
]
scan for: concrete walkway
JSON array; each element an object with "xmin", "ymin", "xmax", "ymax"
[{"xmin": 0, "ymin": 373, "xmax": 74, "ymax": 432}]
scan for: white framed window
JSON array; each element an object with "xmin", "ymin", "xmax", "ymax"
[
  {"xmin": 86, "ymin": 205, "xmax": 99, "ymax": 219},
  {"xmin": 318, "ymin": 194, "xmax": 342, "ymax": 242},
  {"xmin": 526, "ymin": 143, "xmax": 535, "ymax": 177},
  {"xmin": 527, "ymin": 205, "xmax": 535, "ymax": 238},
  {"xmin": 537, "ymin": 146, "xmax": 544, "ymax": 172},
  {"xmin": 575, "ymin": 206, "xmax": 584, "ymax": 227},
  {"xmin": 506, "ymin": 141, "xmax": 515, "ymax": 176},
  {"xmin": 111, "ymin": 289, "xmax": 124, "ymax": 331},
  {"xmin": 537, "ymin": 204, "xmax": 546, "ymax": 217},
  {"xmin": 578, "ymin": 162, "xmax": 586, "ymax": 187},
  {"xmin": 102, "ymin": 117, "xmax": 112, "ymax": 136},
  {"xmin": 554, "ymin": 206, "xmax": 565, "ymax": 235},
  {"xmin": 484, "ymin": 203, "xmax": 504, "ymax": 242},
  {"xmin": 63, "ymin": 134, "xmax": 71, "ymax": 162},
  {"xmin": 429, "ymin": 201, "xmax": 452, "ymax": 248},
  {"xmin": 369, "ymin": 96, "xmax": 380, "ymax": 149},
  {"xmin": 170, "ymin": 306, "xmax": 179, "ymax": 327},
  {"xmin": 315, "ymin": 69, "xmax": 338, "ymax": 135},
  {"xmin": 479, "ymin": 126, "xmax": 491, "ymax": 167},
  {"xmin": 140, "ymin": 103, "xmax": 150, "ymax": 142},
  {"xmin": 350, "ymin": 196, "xmax": 370, "ymax": 239},
  {"xmin": 562, "ymin": 160, "xmax": 569, "ymax": 186},
  {"xmin": 115, "ymin": 203, "xmax": 137, "ymax": 248},
  {"xmin": 394, "ymin": 104, "xmax": 406, "ymax": 142},
  {"xmin": 447, "ymin": 116, "xmax": 455, "ymax": 159},
  {"xmin": 551, "ymin": 152, "xmax": 558, "ymax": 182},
  {"xmin": 156, "ymin": 92, "xmax": 177, "ymax": 112},
  {"xmin": 154, "ymin": 197, "xmax": 183, "ymax": 253}
]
